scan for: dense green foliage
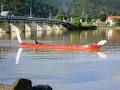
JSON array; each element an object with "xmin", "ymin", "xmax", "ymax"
[
  {"xmin": 115, "ymin": 20, "xmax": 120, "ymax": 26},
  {"xmin": 98, "ymin": 10, "xmax": 107, "ymax": 21},
  {"xmin": 55, "ymin": 0, "xmax": 120, "ymax": 20},
  {"xmin": 1, "ymin": 0, "xmax": 120, "ymax": 19},
  {"xmin": 0, "ymin": 0, "xmax": 58, "ymax": 18},
  {"xmin": 69, "ymin": 0, "xmax": 120, "ymax": 18},
  {"xmin": 72, "ymin": 17, "xmax": 81, "ymax": 26},
  {"xmin": 45, "ymin": 0, "xmax": 120, "ymax": 21}
]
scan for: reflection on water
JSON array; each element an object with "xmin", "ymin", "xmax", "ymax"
[
  {"xmin": 0, "ymin": 29, "xmax": 120, "ymax": 90},
  {"xmin": 15, "ymin": 48, "xmax": 107, "ymax": 65},
  {"xmin": 16, "ymin": 48, "xmax": 23, "ymax": 64}
]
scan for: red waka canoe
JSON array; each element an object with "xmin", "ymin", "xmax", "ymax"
[
  {"xmin": 16, "ymin": 29, "xmax": 107, "ymax": 52},
  {"xmin": 19, "ymin": 43, "xmax": 102, "ymax": 52}
]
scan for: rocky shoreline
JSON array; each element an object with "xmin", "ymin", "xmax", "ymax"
[{"xmin": 0, "ymin": 78, "xmax": 52, "ymax": 90}]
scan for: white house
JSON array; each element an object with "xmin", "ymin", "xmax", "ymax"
[
  {"xmin": 0, "ymin": 11, "xmax": 9, "ymax": 16},
  {"xmin": 106, "ymin": 16, "xmax": 120, "ymax": 26}
]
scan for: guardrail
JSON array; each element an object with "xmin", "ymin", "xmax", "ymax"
[{"xmin": 0, "ymin": 16, "xmax": 64, "ymax": 24}]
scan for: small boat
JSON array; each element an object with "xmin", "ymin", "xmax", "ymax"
[
  {"xmin": 62, "ymin": 23, "xmax": 97, "ymax": 30},
  {"xmin": 16, "ymin": 30, "xmax": 107, "ymax": 52},
  {"xmin": 20, "ymin": 43, "xmax": 102, "ymax": 52}
]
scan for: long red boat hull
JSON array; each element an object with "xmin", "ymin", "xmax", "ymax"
[{"xmin": 19, "ymin": 43, "xmax": 102, "ymax": 52}]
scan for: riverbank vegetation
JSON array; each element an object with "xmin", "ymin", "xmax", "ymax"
[
  {"xmin": 1, "ymin": 0, "xmax": 120, "ymax": 24},
  {"xmin": 0, "ymin": 0, "xmax": 58, "ymax": 18}
]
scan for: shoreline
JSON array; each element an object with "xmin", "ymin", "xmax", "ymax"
[
  {"xmin": 97, "ymin": 26, "xmax": 120, "ymax": 30},
  {"xmin": 0, "ymin": 78, "xmax": 53, "ymax": 90}
]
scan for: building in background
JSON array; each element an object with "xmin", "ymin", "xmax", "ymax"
[{"xmin": 106, "ymin": 16, "xmax": 120, "ymax": 26}]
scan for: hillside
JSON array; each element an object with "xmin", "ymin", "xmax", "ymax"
[
  {"xmin": 0, "ymin": 0, "xmax": 58, "ymax": 18},
  {"xmin": 0, "ymin": 0, "xmax": 120, "ymax": 18},
  {"xmin": 38, "ymin": 0, "xmax": 120, "ymax": 18},
  {"xmin": 68, "ymin": 0, "xmax": 120, "ymax": 17}
]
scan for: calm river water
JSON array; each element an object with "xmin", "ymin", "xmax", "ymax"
[{"xmin": 0, "ymin": 29, "xmax": 120, "ymax": 90}]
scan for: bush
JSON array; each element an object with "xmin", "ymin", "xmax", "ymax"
[
  {"xmin": 71, "ymin": 17, "xmax": 81, "ymax": 26},
  {"xmin": 115, "ymin": 20, "xmax": 120, "ymax": 26}
]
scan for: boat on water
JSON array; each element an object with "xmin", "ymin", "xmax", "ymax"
[
  {"xmin": 16, "ymin": 30, "xmax": 107, "ymax": 52},
  {"xmin": 62, "ymin": 22, "xmax": 97, "ymax": 31},
  {"xmin": 20, "ymin": 43, "xmax": 101, "ymax": 52}
]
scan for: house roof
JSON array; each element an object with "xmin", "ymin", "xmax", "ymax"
[{"xmin": 108, "ymin": 16, "xmax": 120, "ymax": 20}]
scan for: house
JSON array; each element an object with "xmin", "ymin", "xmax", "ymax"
[
  {"xmin": 0, "ymin": 11, "xmax": 9, "ymax": 16},
  {"xmin": 106, "ymin": 16, "xmax": 120, "ymax": 26}
]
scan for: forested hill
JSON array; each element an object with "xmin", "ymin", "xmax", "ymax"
[
  {"xmin": 41, "ymin": 0, "xmax": 120, "ymax": 18},
  {"xmin": 1, "ymin": 0, "xmax": 120, "ymax": 18},
  {"xmin": 0, "ymin": 0, "xmax": 58, "ymax": 18},
  {"xmin": 69, "ymin": 0, "xmax": 120, "ymax": 17}
]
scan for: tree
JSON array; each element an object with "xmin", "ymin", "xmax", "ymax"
[
  {"xmin": 115, "ymin": 20, "xmax": 120, "ymax": 26},
  {"xmin": 1, "ymin": 0, "xmax": 58, "ymax": 17},
  {"xmin": 98, "ymin": 9, "xmax": 107, "ymax": 22}
]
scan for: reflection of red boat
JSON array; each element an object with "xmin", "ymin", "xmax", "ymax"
[{"xmin": 16, "ymin": 30, "xmax": 107, "ymax": 52}]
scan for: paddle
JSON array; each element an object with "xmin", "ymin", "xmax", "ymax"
[
  {"xmin": 97, "ymin": 40, "xmax": 107, "ymax": 45},
  {"xmin": 16, "ymin": 29, "xmax": 23, "ymax": 43}
]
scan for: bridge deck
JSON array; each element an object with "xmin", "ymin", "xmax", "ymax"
[{"xmin": 0, "ymin": 16, "xmax": 64, "ymax": 24}]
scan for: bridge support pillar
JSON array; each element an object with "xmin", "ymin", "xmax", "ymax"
[
  {"xmin": 36, "ymin": 23, "xmax": 43, "ymax": 38},
  {"xmin": 0, "ymin": 22, "xmax": 3, "ymax": 38},
  {"xmin": 52, "ymin": 24, "xmax": 61, "ymax": 33},
  {"xmin": 60, "ymin": 24, "xmax": 66, "ymax": 30},
  {"xmin": 0, "ymin": 22, "xmax": 3, "ymax": 33},
  {"xmin": 18, "ymin": 23, "xmax": 25, "ymax": 32},
  {"xmin": 31, "ymin": 22, "xmax": 37, "ymax": 39},
  {"xmin": 9, "ymin": 23, "xmax": 20, "ymax": 39},
  {"xmin": 24, "ymin": 23, "xmax": 31, "ymax": 39},
  {"xmin": 52, "ymin": 24, "xmax": 60, "ymax": 30},
  {"xmin": 43, "ymin": 24, "xmax": 52, "ymax": 31},
  {"xmin": 2, "ymin": 22, "xmax": 10, "ymax": 33},
  {"xmin": 10, "ymin": 23, "xmax": 19, "ymax": 32},
  {"xmin": 47, "ymin": 24, "xmax": 52, "ymax": 31},
  {"xmin": 47, "ymin": 24, "xmax": 53, "ymax": 35},
  {"xmin": 43, "ymin": 24, "xmax": 52, "ymax": 35}
]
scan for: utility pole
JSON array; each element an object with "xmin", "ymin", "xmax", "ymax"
[
  {"xmin": 48, "ymin": 9, "xmax": 52, "ymax": 19},
  {"xmin": 85, "ymin": 14, "xmax": 88, "ymax": 22},
  {"xmin": 81, "ymin": 9, "xmax": 85, "ymax": 18},
  {"xmin": 29, "ymin": 7, "xmax": 32, "ymax": 18},
  {"xmin": 1, "ymin": 3, "xmax": 3, "ymax": 13}
]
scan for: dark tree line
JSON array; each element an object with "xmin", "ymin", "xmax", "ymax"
[
  {"xmin": 55, "ymin": 0, "xmax": 120, "ymax": 20},
  {"xmin": 1, "ymin": 0, "xmax": 120, "ymax": 19},
  {"xmin": 68, "ymin": 0, "xmax": 120, "ymax": 18},
  {"xmin": 0, "ymin": 0, "xmax": 58, "ymax": 18}
]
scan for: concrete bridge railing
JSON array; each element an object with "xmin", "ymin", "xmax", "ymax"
[{"xmin": 0, "ymin": 16, "xmax": 64, "ymax": 24}]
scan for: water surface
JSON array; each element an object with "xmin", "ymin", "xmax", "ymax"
[{"xmin": 0, "ymin": 29, "xmax": 120, "ymax": 90}]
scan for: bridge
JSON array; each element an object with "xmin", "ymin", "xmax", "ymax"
[
  {"xmin": 0, "ymin": 16, "xmax": 66, "ymax": 34},
  {"xmin": 0, "ymin": 16, "xmax": 64, "ymax": 24}
]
